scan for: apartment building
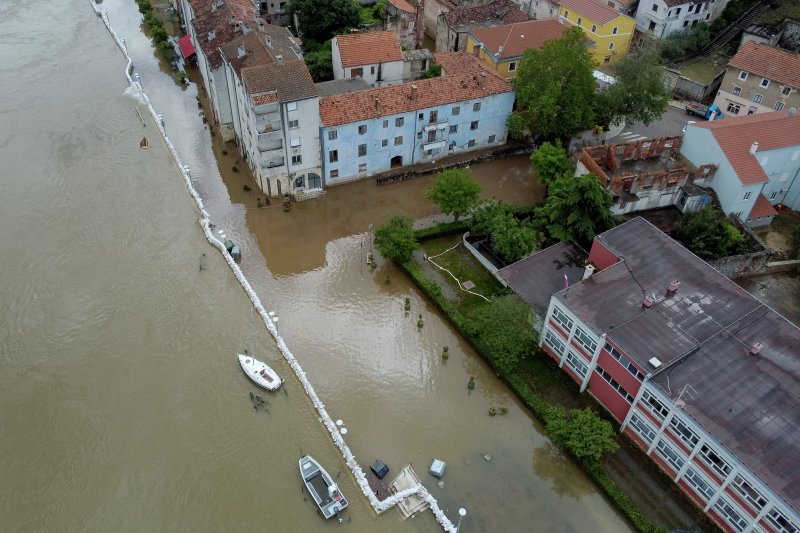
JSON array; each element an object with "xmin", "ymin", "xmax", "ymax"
[{"xmin": 558, "ymin": 0, "xmax": 636, "ymax": 64}]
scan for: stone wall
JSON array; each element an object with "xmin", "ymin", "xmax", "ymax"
[{"xmin": 708, "ymin": 221, "xmax": 774, "ymax": 278}]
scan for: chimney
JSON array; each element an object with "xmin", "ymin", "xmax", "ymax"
[
  {"xmin": 230, "ymin": 15, "xmax": 236, "ymax": 25},
  {"xmin": 237, "ymin": 44, "xmax": 246, "ymax": 59},
  {"xmin": 582, "ymin": 264, "xmax": 596, "ymax": 280},
  {"xmin": 275, "ymin": 54, "xmax": 283, "ymax": 65},
  {"xmin": 208, "ymin": 30, "xmax": 216, "ymax": 41},
  {"xmin": 374, "ymin": 97, "xmax": 382, "ymax": 115},
  {"xmin": 258, "ymin": 20, "xmax": 265, "ymax": 33},
  {"xmin": 498, "ymin": 45, "xmax": 504, "ymax": 55},
  {"xmin": 265, "ymin": 35, "xmax": 272, "ymax": 48},
  {"xmin": 749, "ymin": 141, "xmax": 759, "ymax": 155},
  {"xmin": 749, "ymin": 342, "xmax": 763, "ymax": 356},
  {"xmin": 211, "ymin": 1, "xmax": 217, "ymax": 12},
  {"xmin": 479, "ymin": 71, "xmax": 486, "ymax": 88},
  {"xmin": 789, "ymin": 107, "xmax": 797, "ymax": 117},
  {"xmin": 642, "ymin": 296, "xmax": 654, "ymax": 309},
  {"xmin": 410, "ymin": 84, "xmax": 417, "ymax": 101},
  {"xmin": 666, "ymin": 280, "xmax": 680, "ymax": 295}
]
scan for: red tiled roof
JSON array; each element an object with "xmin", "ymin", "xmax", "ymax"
[
  {"xmin": 748, "ymin": 193, "xmax": 778, "ymax": 220},
  {"xmin": 179, "ymin": 35, "xmax": 196, "ymax": 59},
  {"xmin": 335, "ymin": 31, "xmax": 403, "ymax": 68},
  {"xmin": 434, "ymin": 50, "xmax": 496, "ymax": 75},
  {"xmin": 242, "ymin": 60, "xmax": 318, "ymax": 103},
  {"xmin": 388, "ymin": 0, "xmax": 415, "ymax": 13},
  {"xmin": 469, "ymin": 18, "xmax": 570, "ymax": 59},
  {"xmin": 319, "ymin": 72, "xmax": 513, "ymax": 127},
  {"xmin": 220, "ymin": 32, "xmax": 273, "ymax": 75},
  {"xmin": 558, "ymin": 0, "xmax": 622, "ymax": 25},
  {"xmin": 728, "ymin": 41, "xmax": 800, "ymax": 89},
  {"xmin": 252, "ymin": 92, "xmax": 278, "ymax": 106},
  {"xmin": 443, "ymin": 0, "xmax": 529, "ymax": 27},
  {"xmin": 694, "ymin": 111, "xmax": 800, "ymax": 185}
]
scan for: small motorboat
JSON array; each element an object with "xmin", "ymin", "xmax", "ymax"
[
  {"xmin": 299, "ymin": 455, "xmax": 348, "ymax": 519},
  {"xmin": 237, "ymin": 353, "xmax": 282, "ymax": 391}
]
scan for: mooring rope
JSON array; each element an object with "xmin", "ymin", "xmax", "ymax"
[{"xmin": 88, "ymin": 3, "xmax": 456, "ymax": 529}]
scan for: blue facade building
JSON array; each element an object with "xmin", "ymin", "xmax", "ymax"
[{"xmin": 318, "ymin": 56, "xmax": 514, "ymax": 186}]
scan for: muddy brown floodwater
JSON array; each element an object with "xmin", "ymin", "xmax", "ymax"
[{"xmin": 0, "ymin": 0, "xmax": 638, "ymax": 531}]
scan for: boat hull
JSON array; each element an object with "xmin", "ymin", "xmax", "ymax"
[
  {"xmin": 299, "ymin": 455, "xmax": 348, "ymax": 519},
  {"xmin": 237, "ymin": 353, "xmax": 282, "ymax": 391}
]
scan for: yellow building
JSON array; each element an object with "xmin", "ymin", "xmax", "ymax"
[
  {"xmin": 464, "ymin": 19, "xmax": 572, "ymax": 80},
  {"xmin": 558, "ymin": 0, "xmax": 636, "ymax": 64}
]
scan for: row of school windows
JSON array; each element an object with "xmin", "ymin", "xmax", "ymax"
[
  {"xmin": 327, "ymin": 128, "xmax": 493, "ymax": 162},
  {"xmin": 562, "ymin": 11, "xmax": 620, "ymax": 35},
  {"xmin": 629, "ymin": 412, "xmax": 796, "ymax": 532}
]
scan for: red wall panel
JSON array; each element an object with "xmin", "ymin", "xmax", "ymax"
[
  {"xmin": 588, "ymin": 240, "xmax": 620, "ymax": 270},
  {"xmin": 587, "ymin": 373, "xmax": 631, "ymax": 422}
]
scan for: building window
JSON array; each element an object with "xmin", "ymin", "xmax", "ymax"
[
  {"xmin": 370, "ymin": 66, "xmax": 375, "ymax": 74},
  {"xmin": 350, "ymin": 67, "xmax": 363, "ymax": 77},
  {"xmin": 595, "ymin": 365, "xmax": 635, "ymax": 402},
  {"xmin": 395, "ymin": 117, "xmax": 404, "ymax": 127},
  {"xmin": 470, "ymin": 121, "xmax": 479, "ymax": 130},
  {"xmin": 676, "ymin": 7, "xmax": 681, "ymax": 14},
  {"xmin": 732, "ymin": 86, "xmax": 741, "ymax": 96},
  {"xmin": 752, "ymin": 93, "xmax": 763, "ymax": 104},
  {"xmin": 698, "ymin": 444, "xmax": 731, "ymax": 478},
  {"xmin": 655, "ymin": 439, "xmax": 685, "ymax": 472},
  {"xmin": 563, "ymin": 9, "xmax": 569, "ymax": 18},
  {"xmin": 358, "ymin": 143, "xmax": 367, "ymax": 157},
  {"xmin": 330, "ymin": 169, "xmax": 338, "ymax": 178},
  {"xmin": 394, "ymin": 135, "xmax": 403, "ymax": 146},
  {"xmin": 770, "ymin": 190, "xmax": 778, "ymax": 200},
  {"xmin": 359, "ymin": 162, "xmax": 367, "ymax": 172},
  {"xmin": 775, "ymin": 101, "xmax": 785, "ymax": 111},
  {"xmin": 473, "ymin": 102, "xmax": 481, "ymax": 112},
  {"xmin": 383, "ymin": 119, "xmax": 389, "ymax": 128},
  {"xmin": 669, "ymin": 416, "xmax": 699, "ymax": 447},
  {"xmin": 452, "ymin": 106, "xmax": 460, "ymax": 116},
  {"xmin": 609, "ymin": 42, "xmax": 615, "ymax": 50},
  {"xmin": 684, "ymin": 468, "xmax": 716, "ymax": 500},
  {"xmin": 713, "ymin": 497, "xmax": 748, "ymax": 532},
  {"xmin": 629, "ymin": 413, "xmax": 656, "ymax": 444},
  {"xmin": 329, "ymin": 150, "xmax": 338, "ymax": 163},
  {"xmin": 550, "ymin": 305, "xmax": 573, "ymax": 331},
  {"xmin": 573, "ymin": 327, "xmax": 597, "ymax": 353},
  {"xmin": 732, "ymin": 475, "xmax": 767, "ymax": 511},
  {"xmin": 577, "ymin": 16, "xmax": 583, "ymax": 25},
  {"xmin": 288, "ymin": 119, "xmax": 299, "ymax": 129},
  {"xmin": 290, "ymin": 137, "xmax": 301, "ymax": 147},
  {"xmin": 291, "ymin": 154, "xmax": 302, "ymax": 165},
  {"xmin": 642, "ymin": 390, "xmax": 669, "ymax": 420},
  {"xmin": 612, "ymin": 26, "xmax": 618, "ymax": 34},
  {"xmin": 287, "ymin": 102, "xmax": 298, "ymax": 111},
  {"xmin": 328, "ymin": 130, "xmax": 337, "ymax": 141},
  {"xmin": 683, "ymin": 20, "xmax": 689, "ymax": 27},
  {"xmin": 591, "ymin": 24, "xmax": 597, "ymax": 32},
  {"xmin": 449, "ymin": 125, "xmax": 458, "ymax": 134},
  {"xmin": 468, "ymin": 139, "xmax": 476, "ymax": 147},
  {"xmin": 727, "ymin": 102, "xmax": 741, "ymax": 114},
  {"xmin": 381, "ymin": 139, "xmax": 388, "ymax": 147},
  {"xmin": 738, "ymin": 70, "xmax": 748, "ymax": 80},
  {"xmin": 508, "ymin": 61, "xmax": 517, "ymax": 72},
  {"xmin": 604, "ymin": 56, "xmax": 611, "ymax": 63},
  {"xmin": 782, "ymin": 86, "xmax": 792, "ymax": 95},
  {"xmin": 760, "ymin": 77, "xmax": 770, "ymax": 88},
  {"xmin": 651, "ymin": 3, "xmax": 657, "ymax": 11},
  {"xmin": 766, "ymin": 508, "xmax": 800, "ymax": 533},
  {"xmin": 488, "ymin": 134, "xmax": 496, "ymax": 143},
  {"xmin": 743, "ymin": 191, "xmax": 752, "ymax": 200},
  {"xmin": 565, "ymin": 351, "xmax": 589, "ymax": 378},
  {"xmin": 358, "ymin": 124, "xmax": 367, "ymax": 135},
  {"xmin": 604, "ymin": 342, "xmax": 645, "ymax": 380},
  {"xmin": 544, "ymin": 330, "xmax": 566, "ymax": 355}
]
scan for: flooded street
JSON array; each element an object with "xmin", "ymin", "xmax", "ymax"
[{"xmin": 1, "ymin": 0, "xmax": 634, "ymax": 530}]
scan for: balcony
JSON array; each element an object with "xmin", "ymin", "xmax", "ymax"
[
  {"xmin": 255, "ymin": 112, "xmax": 281, "ymax": 134},
  {"xmin": 257, "ymin": 129, "xmax": 283, "ymax": 152},
  {"xmin": 423, "ymin": 121, "xmax": 448, "ymax": 132},
  {"xmin": 261, "ymin": 154, "xmax": 285, "ymax": 169}
]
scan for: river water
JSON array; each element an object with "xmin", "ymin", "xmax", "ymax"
[{"xmin": 0, "ymin": 0, "xmax": 633, "ymax": 531}]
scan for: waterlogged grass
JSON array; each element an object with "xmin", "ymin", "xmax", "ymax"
[{"xmin": 420, "ymin": 235, "xmax": 504, "ymax": 303}]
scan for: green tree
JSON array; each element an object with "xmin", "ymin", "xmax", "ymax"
[
  {"xmin": 471, "ymin": 201, "xmax": 540, "ymax": 263},
  {"xmin": 535, "ymin": 174, "xmax": 616, "ymax": 249},
  {"xmin": 659, "ymin": 22, "xmax": 712, "ymax": 61},
  {"xmin": 374, "ymin": 215, "xmax": 418, "ymax": 263},
  {"xmin": 675, "ymin": 208, "xmax": 747, "ymax": 259},
  {"xmin": 546, "ymin": 408, "xmax": 619, "ymax": 464},
  {"xmin": 594, "ymin": 39, "xmax": 669, "ymax": 129},
  {"xmin": 469, "ymin": 295, "xmax": 536, "ymax": 374},
  {"xmin": 426, "ymin": 168, "xmax": 481, "ymax": 221},
  {"xmin": 303, "ymin": 41, "xmax": 334, "ymax": 82},
  {"xmin": 288, "ymin": 0, "xmax": 360, "ymax": 42},
  {"xmin": 510, "ymin": 27, "xmax": 596, "ymax": 142},
  {"xmin": 531, "ymin": 141, "xmax": 574, "ymax": 188}
]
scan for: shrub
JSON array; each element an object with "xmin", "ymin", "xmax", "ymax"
[{"xmin": 374, "ymin": 215, "xmax": 418, "ymax": 263}]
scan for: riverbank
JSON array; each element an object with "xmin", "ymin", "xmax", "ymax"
[{"xmin": 403, "ymin": 225, "xmax": 719, "ymax": 533}]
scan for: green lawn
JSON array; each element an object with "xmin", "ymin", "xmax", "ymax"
[
  {"xmin": 420, "ymin": 235, "xmax": 505, "ymax": 304},
  {"xmin": 757, "ymin": 1, "xmax": 800, "ymax": 28},
  {"xmin": 680, "ymin": 53, "xmax": 729, "ymax": 85}
]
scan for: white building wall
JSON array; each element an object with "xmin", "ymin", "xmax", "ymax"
[{"xmin": 636, "ymin": 0, "xmax": 716, "ymax": 38}]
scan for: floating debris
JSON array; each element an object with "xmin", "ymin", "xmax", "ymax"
[
  {"xmin": 483, "ymin": 454, "xmax": 492, "ymax": 462},
  {"xmin": 139, "ymin": 136, "xmax": 149, "ymax": 149}
]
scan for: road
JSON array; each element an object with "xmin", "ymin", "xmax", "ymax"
[{"xmin": 609, "ymin": 104, "xmax": 694, "ymax": 143}]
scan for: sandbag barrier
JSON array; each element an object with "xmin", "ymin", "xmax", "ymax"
[{"xmin": 87, "ymin": 2, "xmax": 456, "ymax": 530}]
